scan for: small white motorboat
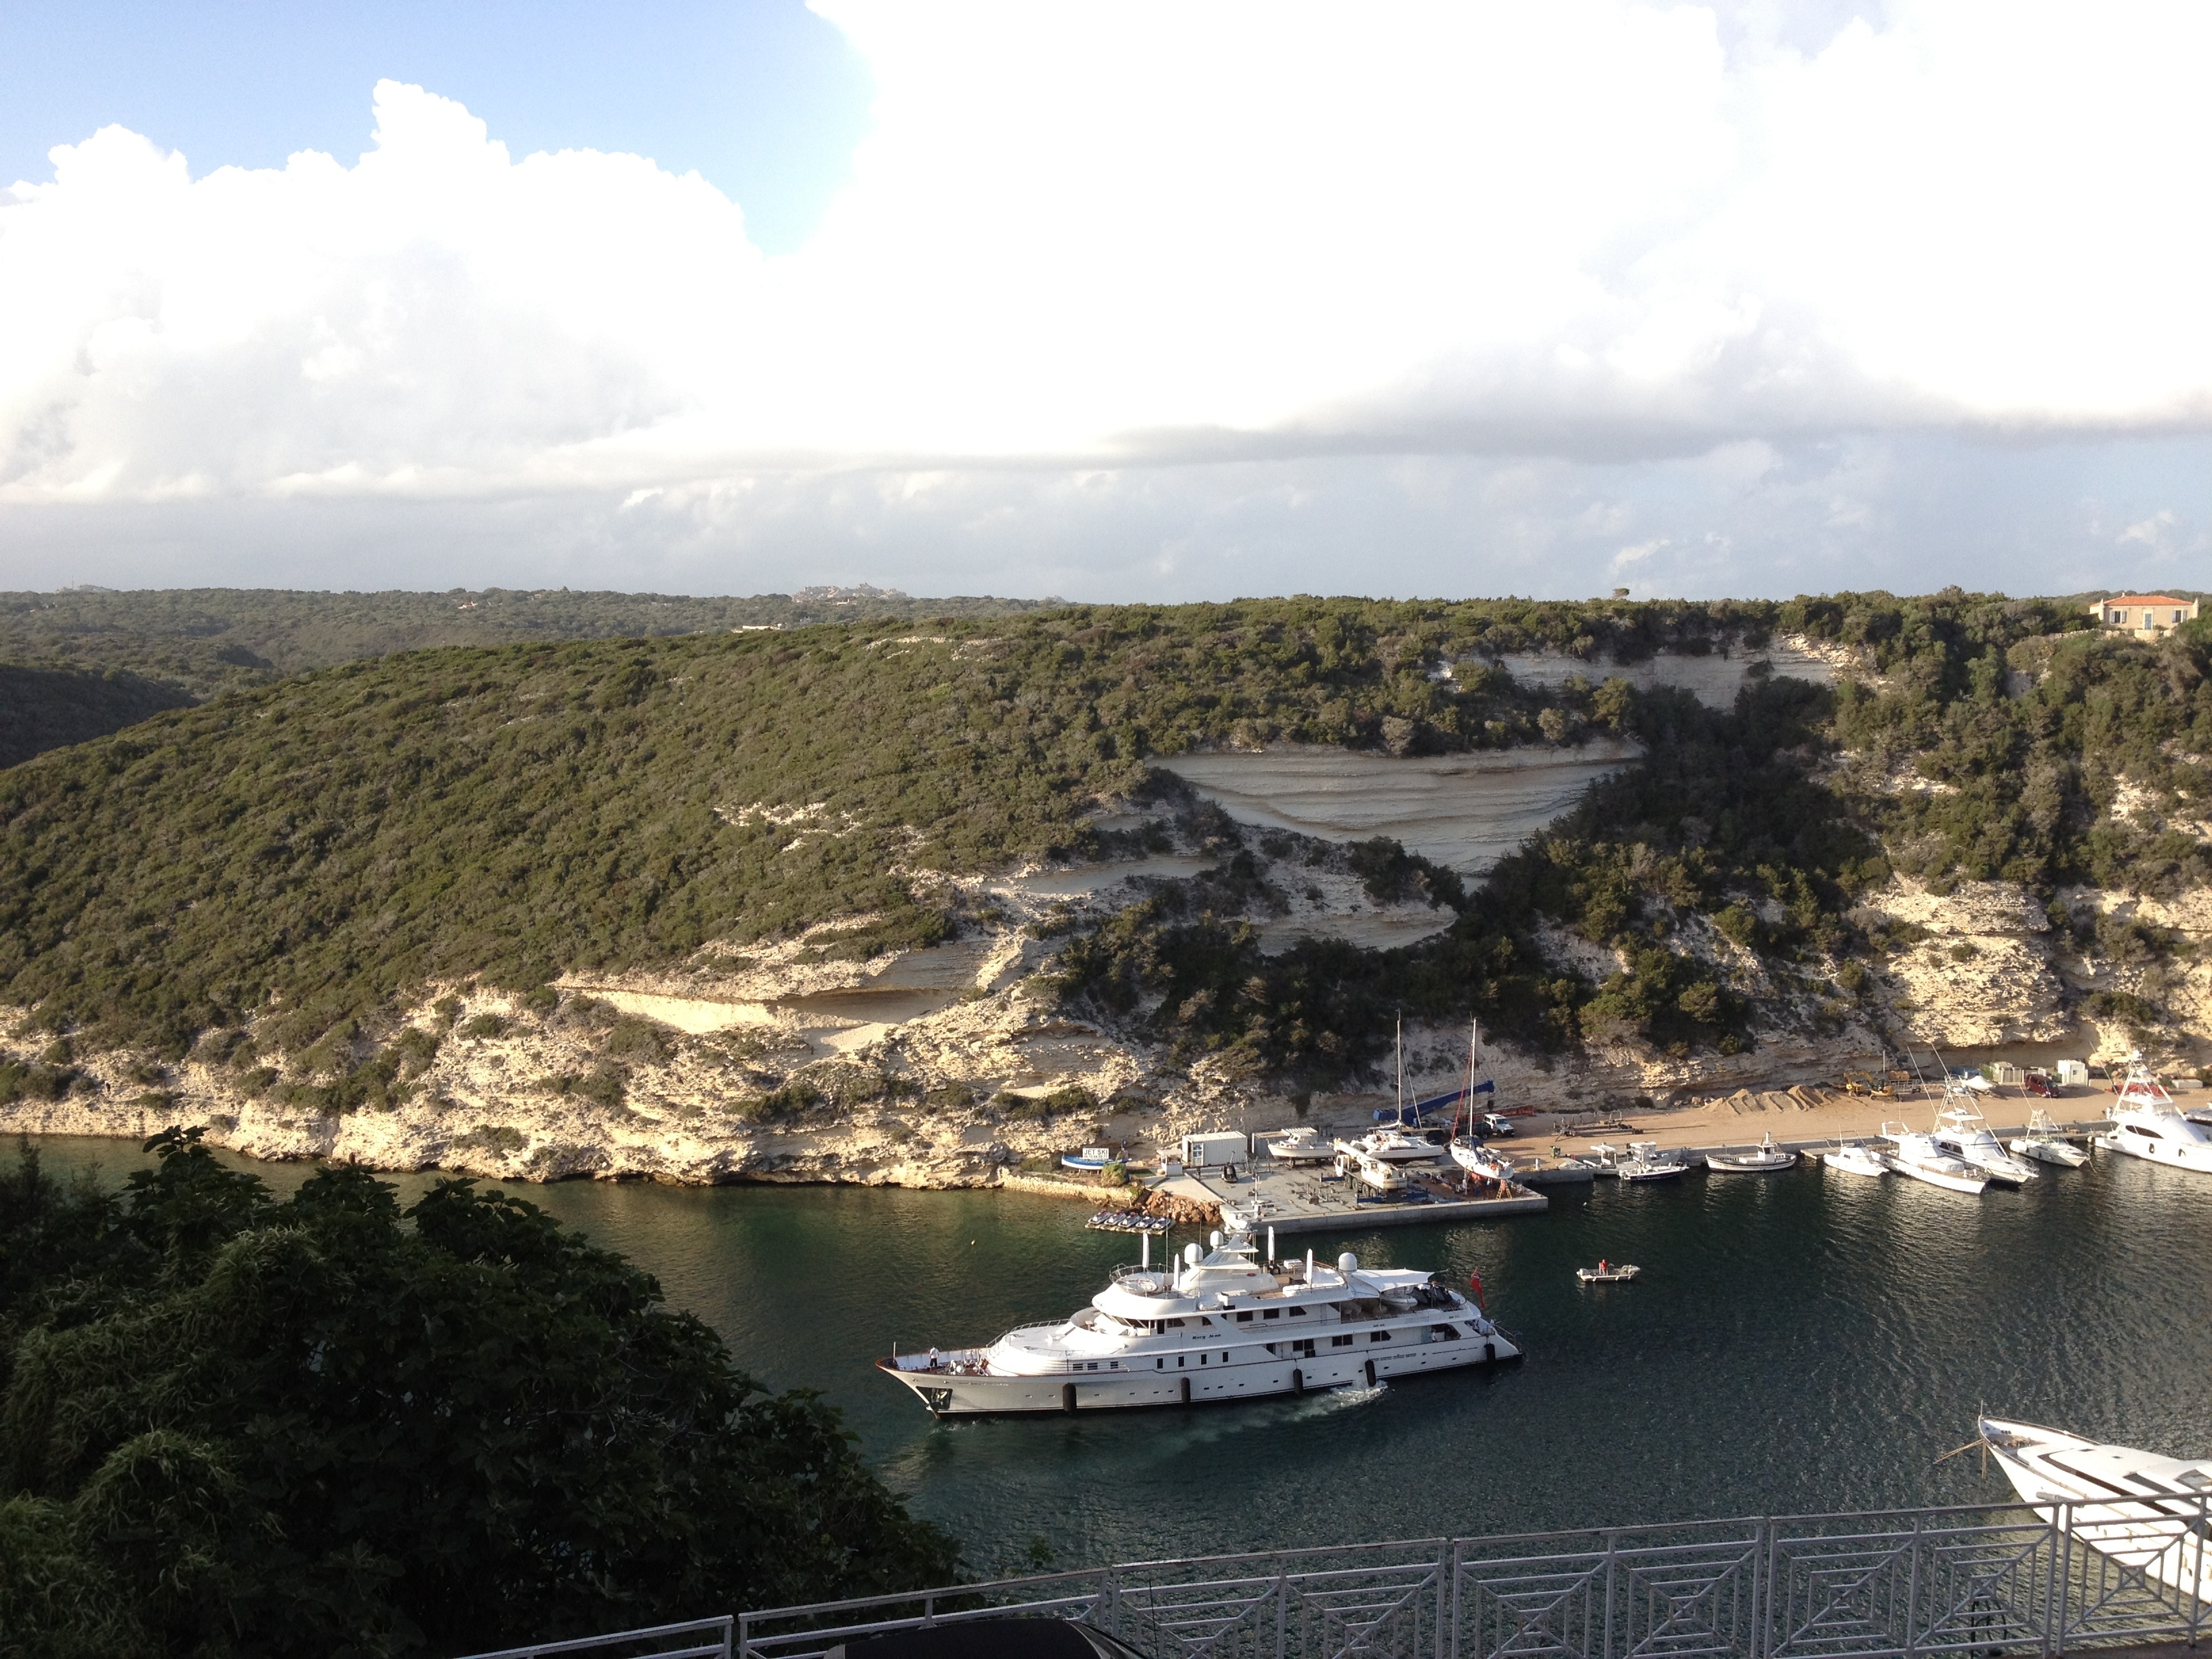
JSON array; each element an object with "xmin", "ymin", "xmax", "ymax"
[
  {"xmin": 2009, "ymin": 1109, "xmax": 2088, "ymax": 1168},
  {"xmin": 1879, "ymin": 1124, "xmax": 1989, "ymax": 1194},
  {"xmin": 1617, "ymin": 1141, "xmax": 1686, "ymax": 1182},
  {"xmin": 1704, "ymin": 1132, "xmax": 1797, "ymax": 1173},
  {"xmin": 1822, "ymin": 1141, "xmax": 1889, "ymax": 1179},
  {"xmin": 1979, "ymin": 1418, "xmax": 2212, "ymax": 1604},
  {"xmin": 1576, "ymin": 1261, "xmax": 1640, "ymax": 1283},
  {"xmin": 1261, "ymin": 1125, "xmax": 1334, "ymax": 1165}
]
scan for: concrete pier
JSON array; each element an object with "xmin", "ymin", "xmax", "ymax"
[{"xmin": 1155, "ymin": 1162, "xmax": 1547, "ymax": 1234}]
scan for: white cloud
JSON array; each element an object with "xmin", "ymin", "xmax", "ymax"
[{"xmin": 3, "ymin": 2, "xmax": 2212, "ymax": 592}]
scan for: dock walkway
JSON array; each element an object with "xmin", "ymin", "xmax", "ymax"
[{"xmin": 1155, "ymin": 1162, "xmax": 1547, "ymax": 1234}]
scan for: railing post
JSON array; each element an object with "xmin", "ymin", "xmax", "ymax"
[
  {"xmin": 1602, "ymin": 1529, "xmax": 1618, "ymax": 1659},
  {"xmin": 1748, "ymin": 1517, "xmax": 1769, "ymax": 1659},
  {"xmin": 1435, "ymin": 1538, "xmax": 1452, "ymax": 1659},
  {"xmin": 718, "ymin": 1614, "xmax": 735, "ymax": 1659},
  {"xmin": 1902, "ymin": 1513, "xmax": 1924, "ymax": 1659},
  {"xmin": 1448, "ymin": 1537, "xmax": 1465, "ymax": 1659},
  {"xmin": 2043, "ymin": 1504, "xmax": 2062, "ymax": 1654},
  {"xmin": 1101, "ymin": 1567, "xmax": 1120, "ymax": 1642},
  {"xmin": 2038, "ymin": 1498, "xmax": 2059, "ymax": 1659},
  {"xmin": 1275, "ymin": 1564, "xmax": 1290, "ymax": 1659},
  {"xmin": 2191, "ymin": 1492, "xmax": 2205, "ymax": 1647}
]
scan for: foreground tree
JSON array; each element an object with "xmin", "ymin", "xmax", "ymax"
[{"xmin": 0, "ymin": 1132, "xmax": 960, "ymax": 1657}]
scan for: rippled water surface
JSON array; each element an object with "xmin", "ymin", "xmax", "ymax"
[{"xmin": 27, "ymin": 1139, "xmax": 2212, "ymax": 1568}]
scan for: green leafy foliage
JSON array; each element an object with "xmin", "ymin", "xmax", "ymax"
[{"xmin": 0, "ymin": 1132, "xmax": 960, "ymax": 1656}]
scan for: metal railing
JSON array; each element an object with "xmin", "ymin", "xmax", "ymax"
[
  {"xmin": 460, "ymin": 1614, "xmax": 733, "ymax": 1659},
  {"xmin": 729, "ymin": 1496, "xmax": 2206, "ymax": 1659}
]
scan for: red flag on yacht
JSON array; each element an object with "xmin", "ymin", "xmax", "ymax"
[{"xmin": 1467, "ymin": 1271, "xmax": 1484, "ymax": 1305}]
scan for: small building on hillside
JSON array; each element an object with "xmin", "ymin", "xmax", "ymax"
[{"xmin": 2091, "ymin": 594, "xmax": 2199, "ymax": 638}]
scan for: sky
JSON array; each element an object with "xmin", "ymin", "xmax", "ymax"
[{"xmin": 3, "ymin": 1, "xmax": 2210, "ymax": 602}]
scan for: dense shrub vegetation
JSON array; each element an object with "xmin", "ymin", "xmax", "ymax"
[
  {"xmin": 1, "ymin": 590, "xmax": 2206, "ymax": 1084},
  {"xmin": 0, "ymin": 1132, "xmax": 960, "ymax": 1656}
]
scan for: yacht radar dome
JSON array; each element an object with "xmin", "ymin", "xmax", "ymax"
[{"xmin": 1338, "ymin": 1252, "xmax": 1358, "ymax": 1274}]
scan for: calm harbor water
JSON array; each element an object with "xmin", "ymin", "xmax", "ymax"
[{"xmin": 24, "ymin": 1136, "xmax": 2212, "ymax": 1572}]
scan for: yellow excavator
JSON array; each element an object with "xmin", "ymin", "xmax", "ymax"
[{"xmin": 1841, "ymin": 1069, "xmax": 1897, "ymax": 1099}]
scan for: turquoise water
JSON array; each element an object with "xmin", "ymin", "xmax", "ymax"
[{"xmin": 23, "ymin": 1138, "xmax": 2212, "ymax": 1571}]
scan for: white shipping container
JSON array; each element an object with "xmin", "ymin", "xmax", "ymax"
[
  {"xmin": 2054, "ymin": 1060, "xmax": 2089, "ymax": 1088},
  {"xmin": 1180, "ymin": 1131, "xmax": 1250, "ymax": 1168}
]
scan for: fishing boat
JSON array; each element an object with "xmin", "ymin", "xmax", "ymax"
[
  {"xmin": 1879, "ymin": 1124, "xmax": 1989, "ymax": 1194},
  {"xmin": 2093, "ymin": 1054, "xmax": 2212, "ymax": 1174},
  {"xmin": 878, "ymin": 1226, "xmax": 1519, "ymax": 1414},
  {"xmin": 1259, "ymin": 1125, "xmax": 1334, "ymax": 1165},
  {"xmin": 1822, "ymin": 1140, "xmax": 1889, "ymax": 1179},
  {"xmin": 1979, "ymin": 1418, "xmax": 2212, "ymax": 1604},
  {"xmin": 1704, "ymin": 1132, "xmax": 1797, "ymax": 1173},
  {"xmin": 1929, "ymin": 1101, "xmax": 2039, "ymax": 1185},
  {"xmin": 1617, "ymin": 1141, "xmax": 1686, "ymax": 1182},
  {"xmin": 2008, "ymin": 1109, "xmax": 2088, "ymax": 1168},
  {"xmin": 1576, "ymin": 1260, "xmax": 1639, "ymax": 1283}
]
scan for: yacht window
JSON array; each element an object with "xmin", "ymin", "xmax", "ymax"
[
  {"xmin": 1166, "ymin": 1318, "xmax": 1187, "ymax": 1328},
  {"xmin": 1155, "ymin": 1358, "xmax": 1164, "ymax": 1369},
  {"xmin": 1369, "ymin": 1331, "xmax": 1391, "ymax": 1343},
  {"xmin": 1331, "ymin": 1334, "xmax": 1353, "ymax": 1348},
  {"xmin": 1200, "ymin": 1354, "xmax": 1207, "ymax": 1365},
  {"xmin": 1199, "ymin": 1317, "xmax": 1214, "ymax": 1326},
  {"xmin": 1178, "ymin": 1355, "xmax": 1186, "ymax": 1367},
  {"xmin": 2127, "ymin": 1124, "xmax": 2157, "ymax": 1139},
  {"xmin": 1288, "ymin": 1308, "xmax": 1307, "ymax": 1318},
  {"xmin": 1235, "ymin": 1311, "xmax": 1253, "ymax": 1322},
  {"xmin": 1263, "ymin": 1309, "xmax": 1279, "ymax": 1320}
]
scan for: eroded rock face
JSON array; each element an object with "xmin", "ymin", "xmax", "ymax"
[{"xmin": 1858, "ymin": 878, "xmax": 2072, "ymax": 1048}]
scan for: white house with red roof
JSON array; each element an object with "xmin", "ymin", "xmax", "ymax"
[{"xmin": 2091, "ymin": 594, "xmax": 2199, "ymax": 638}]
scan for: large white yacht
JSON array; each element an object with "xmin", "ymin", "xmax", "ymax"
[
  {"xmin": 878, "ymin": 1229, "xmax": 1517, "ymax": 1416},
  {"xmin": 1929, "ymin": 1101, "xmax": 2040, "ymax": 1185},
  {"xmin": 2094, "ymin": 1055, "xmax": 2212, "ymax": 1175},
  {"xmin": 1979, "ymin": 1418, "xmax": 2212, "ymax": 1603}
]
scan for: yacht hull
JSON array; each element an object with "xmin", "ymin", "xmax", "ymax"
[
  {"xmin": 880, "ymin": 1329, "xmax": 1520, "ymax": 1416},
  {"xmin": 1980, "ymin": 1418, "xmax": 2212, "ymax": 1604},
  {"xmin": 2095, "ymin": 1128, "xmax": 2212, "ymax": 1174}
]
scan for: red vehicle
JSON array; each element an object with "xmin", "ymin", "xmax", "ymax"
[{"xmin": 2023, "ymin": 1070, "xmax": 2055, "ymax": 1099}]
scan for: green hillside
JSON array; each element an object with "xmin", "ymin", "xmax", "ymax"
[{"xmin": 3, "ymin": 593, "xmax": 2207, "ymax": 1093}]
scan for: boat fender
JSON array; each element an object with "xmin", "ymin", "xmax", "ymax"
[
  {"xmin": 1179, "ymin": 1376, "xmax": 1191, "ymax": 1404},
  {"xmin": 1291, "ymin": 1368, "xmax": 1304, "ymax": 1395},
  {"xmin": 1364, "ymin": 1358, "xmax": 1376, "ymax": 1386},
  {"xmin": 1062, "ymin": 1382, "xmax": 1076, "ymax": 1414},
  {"xmin": 1484, "ymin": 1342, "xmax": 1496, "ymax": 1364}
]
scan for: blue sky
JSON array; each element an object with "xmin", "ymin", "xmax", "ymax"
[
  {"xmin": 0, "ymin": 0, "xmax": 869, "ymax": 253},
  {"xmin": 3, "ymin": 2, "xmax": 2209, "ymax": 602}
]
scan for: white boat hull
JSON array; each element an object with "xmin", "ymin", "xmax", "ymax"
[
  {"xmin": 1883, "ymin": 1153, "xmax": 1988, "ymax": 1194},
  {"xmin": 2010, "ymin": 1136, "xmax": 2088, "ymax": 1168},
  {"xmin": 2095, "ymin": 1127, "xmax": 2212, "ymax": 1174},
  {"xmin": 1822, "ymin": 1147, "xmax": 1888, "ymax": 1179},
  {"xmin": 1980, "ymin": 1418, "xmax": 2212, "ymax": 1604},
  {"xmin": 881, "ymin": 1326, "xmax": 1520, "ymax": 1415}
]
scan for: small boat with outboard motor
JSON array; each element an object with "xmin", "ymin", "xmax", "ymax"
[
  {"xmin": 1704, "ymin": 1132, "xmax": 1797, "ymax": 1173},
  {"xmin": 1879, "ymin": 1124, "xmax": 1989, "ymax": 1193},
  {"xmin": 1086, "ymin": 1210, "xmax": 1173, "ymax": 1234},
  {"xmin": 1499, "ymin": 1151, "xmax": 1597, "ymax": 1186},
  {"xmin": 1822, "ymin": 1140, "xmax": 1889, "ymax": 1179},
  {"xmin": 1929, "ymin": 1101, "xmax": 2039, "ymax": 1185},
  {"xmin": 2093, "ymin": 1054, "xmax": 2212, "ymax": 1175},
  {"xmin": 1062, "ymin": 1145, "xmax": 1122, "ymax": 1172},
  {"xmin": 1576, "ymin": 1259, "xmax": 1639, "ymax": 1284},
  {"xmin": 1978, "ymin": 1418, "xmax": 2212, "ymax": 1603},
  {"xmin": 2009, "ymin": 1109, "xmax": 2088, "ymax": 1168},
  {"xmin": 1618, "ymin": 1141, "xmax": 1687, "ymax": 1182},
  {"xmin": 878, "ymin": 1224, "xmax": 1519, "ymax": 1415}
]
